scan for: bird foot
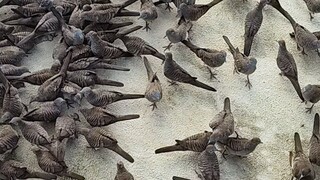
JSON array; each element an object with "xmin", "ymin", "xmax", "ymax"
[
  {"xmin": 143, "ymin": 22, "xmax": 151, "ymax": 32},
  {"xmin": 310, "ymin": 13, "xmax": 314, "ymax": 21},
  {"xmin": 163, "ymin": 43, "xmax": 172, "ymax": 51},
  {"xmin": 306, "ymin": 107, "xmax": 313, "ymax": 114},
  {"xmin": 207, "ymin": 67, "xmax": 219, "ymax": 81},
  {"xmin": 65, "ymin": 99, "xmax": 74, "ymax": 109},
  {"xmin": 245, "ymin": 79, "xmax": 252, "ymax": 90},
  {"xmin": 150, "ymin": 103, "xmax": 158, "ymax": 111},
  {"xmin": 168, "ymin": 80, "xmax": 178, "ymax": 86},
  {"xmin": 289, "ymin": 32, "xmax": 295, "ymax": 38},
  {"xmin": 165, "ymin": 3, "xmax": 173, "ymax": 11}
]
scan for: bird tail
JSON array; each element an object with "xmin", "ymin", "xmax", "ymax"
[
  {"xmin": 244, "ymin": 36, "xmax": 253, "ymax": 56},
  {"xmin": 120, "ymin": 93, "xmax": 145, "ymax": 100},
  {"xmin": 153, "ymin": 52, "xmax": 166, "ymax": 62},
  {"xmin": 27, "ymin": 171, "xmax": 58, "ymax": 179},
  {"xmin": 208, "ymin": 0, "xmax": 224, "ymax": 8},
  {"xmin": 10, "ymin": 8, "xmax": 27, "ymax": 18},
  {"xmin": 224, "ymin": 97, "xmax": 231, "ymax": 113},
  {"xmin": 110, "ymin": 145, "xmax": 134, "ymax": 163},
  {"xmin": 189, "ymin": 79, "xmax": 217, "ymax": 92},
  {"xmin": 62, "ymin": 171, "xmax": 85, "ymax": 180},
  {"xmin": 121, "ymin": 51, "xmax": 134, "ymax": 57},
  {"xmin": 95, "ymin": 77, "xmax": 124, "ymax": 87},
  {"xmin": 120, "ymin": 0, "xmax": 137, "ymax": 9},
  {"xmin": 0, "ymin": 0, "xmax": 10, "ymax": 7},
  {"xmin": 143, "ymin": 56, "xmax": 155, "ymax": 80},
  {"xmin": 17, "ymin": 31, "xmax": 36, "ymax": 47},
  {"xmin": 106, "ymin": 22, "xmax": 134, "ymax": 30},
  {"xmin": 95, "ymin": 63, "xmax": 130, "ymax": 71},
  {"xmin": 50, "ymin": 6, "xmax": 66, "ymax": 28},
  {"xmin": 181, "ymin": 40, "xmax": 199, "ymax": 54},
  {"xmin": 155, "ymin": 145, "xmax": 184, "ymax": 154},
  {"xmin": 173, "ymin": 176, "xmax": 191, "ymax": 180},
  {"xmin": 313, "ymin": 113, "xmax": 320, "ymax": 136},
  {"xmin": 113, "ymin": 114, "xmax": 140, "ymax": 123},
  {"xmin": 294, "ymin": 132, "xmax": 303, "ymax": 153},
  {"xmin": 116, "ymin": 25, "xmax": 143, "ymax": 39},
  {"xmin": 116, "ymin": 9, "xmax": 140, "ymax": 17},
  {"xmin": 287, "ymin": 77, "xmax": 304, "ymax": 102},
  {"xmin": 222, "ymin": 35, "xmax": 236, "ymax": 55}
]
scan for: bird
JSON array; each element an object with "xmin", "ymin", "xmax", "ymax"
[
  {"xmin": 0, "ymin": 124, "xmax": 19, "ymax": 154},
  {"xmin": 139, "ymin": 0, "xmax": 158, "ymax": 31},
  {"xmin": 164, "ymin": 52, "xmax": 217, "ymax": 92},
  {"xmin": 196, "ymin": 144, "xmax": 220, "ymax": 180},
  {"xmin": 309, "ymin": 113, "xmax": 320, "ymax": 166},
  {"xmin": 114, "ymin": 161, "xmax": 134, "ymax": 180},
  {"xmin": 302, "ymin": 0, "xmax": 320, "ymax": 20},
  {"xmin": 0, "ymin": 64, "xmax": 29, "ymax": 76},
  {"xmin": 302, "ymin": 84, "xmax": 320, "ymax": 113},
  {"xmin": 55, "ymin": 113, "xmax": 80, "ymax": 141},
  {"xmin": 294, "ymin": 23, "xmax": 320, "ymax": 57}
]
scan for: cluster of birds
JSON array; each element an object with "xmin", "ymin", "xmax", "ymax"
[{"xmin": 0, "ymin": 0, "xmax": 319, "ymax": 179}]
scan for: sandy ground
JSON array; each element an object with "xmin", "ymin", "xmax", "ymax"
[{"xmin": 2, "ymin": 0, "xmax": 320, "ymax": 179}]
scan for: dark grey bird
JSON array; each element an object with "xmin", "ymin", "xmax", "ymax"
[
  {"xmin": 0, "ymin": 64, "xmax": 29, "ymax": 76},
  {"xmin": 10, "ymin": 3, "xmax": 47, "ymax": 18},
  {"xmin": 302, "ymin": 84, "xmax": 320, "ymax": 113},
  {"xmin": 154, "ymin": 0, "xmax": 196, "ymax": 10},
  {"xmin": 82, "ymin": 21, "xmax": 134, "ymax": 34},
  {"xmin": 196, "ymin": 144, "xmax": 220, "ymax": 180},
  {"xmin": 179, "ymin": 0, "xmax": 223, "ymax": 21},
  {"xmin": 0, "ymin": 124, "xmax": 19, "ymax": 154},
  {"xmin": 55, "ymin": 113, "xmax": 80, "ymax": 141},
  {"xmin": 139, "ymin": 0, "xmax": 158, "ymax": 31},
  {"xmin": 143, "ymin": 56, "xmax": 162, "ymax": 110},
  {"xmin": 309, "ymin": 113, "xmax": 320, "ymax": 166},
  {"xmin": 294, "ymin": 23, "xmax": 320, "ymax": 57},
  {"xmin": 302, "ymin": 0, "xmax": 320, "ymax": 20},
  {"xmin": 96, "ymin": 25, "xmax": 143, "ymax": 43},
  {"xmin": 208, "ymin": 97, "xmax": 234, "ymax": 144},
  {"xmin": 0, "ymin": 46, "xmax": 27, "ymax": 65},
  {"xmin": 79, "ymin": 107, "xmax": 139, "ymax": 127},
  {"xmin": 79, "ymin": 87, "xmax": 145, "ymax": 107},
  {"xmin": 290, "ymin": 132, "xmax": 316, "ymax": 180},
  {"xmin": 276, "ymin": 40, "xmax": 304, "ymax": 102},
  {"xmin": 155, "ymin": 131, "xmax": 212, "ymax": 154},
  {"xmin": 222, "ymin": 35, "xmax": 257, "ymax": 89},
  {"xmin": 67, "ymin": 57, "xmax": 130, "ymax": 71},
  {"xmin": 61, "ymin": 80, "xmax": 83, "ymax": 105},
  {"xmin": 77, "ymin": 127, "xmax": 134, "ymax": 163},
  {"xmin": 164, "ymin": 52, "xmax": 217, "ymax": 92},
  {"xmin": 243, "ymin": 0, "xmax": 269, "ymax": 56},
  {"xmin": 172, "ymin": 176, "xmax": 190, "ymax": 180},
  {"xmin": 114, "ymin": 161, "xmax": 134, "ymax": 180},
  {"xmin": 182, "ymin": 40, "xmax": 226, "ymax": 79}
]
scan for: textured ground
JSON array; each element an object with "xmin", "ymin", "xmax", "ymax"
[{"xmin": 2, "ymin": 0, "xmax": 320, "ymax": 179}]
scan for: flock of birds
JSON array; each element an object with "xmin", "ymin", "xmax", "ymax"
[{"xmin": 0, "ymin": 0, "xmax": 319, "ymax": 179}]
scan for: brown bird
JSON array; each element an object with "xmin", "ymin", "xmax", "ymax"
[
  {"xmin": 0, "ymin": 46, "xmax": 27, "ymax": 65},
  {"xmin": 96, "ymin": 25, "xmax": 143, "ymax": 43},
  {"xmin": 0, "ymin": 124, "xmax": 19, "ymax": 154},
  {"xmin": 114, "ymin": 161, "xmax": 134, "ymax": 180},
  {"xmin": 276, "ymin": 40, "xmax": 304, "ymax": 102},
  {"xmin": 77, "ymin": 127, "xmax": 134, "ymax": 163},
  {"xmin": 196, "ymin": 144, "xmax": 220, "ymax": 180},
  {"xmin": 302, "ymin": 84, "xmax": 320, "ymax": 113},
  {"xmin": 309, "ymin": 113, "xmax": 320, "ymax": 166},
  {"xmin": 0, "ymin": 64, "xmax": 29, "ymax": 76},
  {"xmin": 155, "ymin": 131, "xmax": 212, "ymax": 154},
  {"xmin": 82, "ymin": 21, "xmax": 133, "ymax": 34},
  {"xmin": 208, "ymin": 97, "xmax": 234, "ymax": 144},
  {"xmin": 179, "ymin": 0, "xmax": 223, "ymax": 21},
  {"xmin": 139, "ymin": 0, "xmax": 158, "ymax": 31},
  {"xmin": 55, "ymin": 113, "xmax": 80, "ymax": 141},
  {"xmin": 290, "ymin": 132, "xmax": 316, "ymax": 180},
  {"xmin": 143, "ymin": 56, "xmax": 162, "ymax": 110},
  {"xmin": 68, "ymin": 57, "xmax": 130, "ymax": 71},
  {"xmin": 164, "ymin": 52, "xmax": 217, "ymax": 92},
  {"xmin": 79, "ymin": 87, "xmax": 145, "ymax": 107},
  {"xmin": 79, "ymin": 107, "xmax": 139, "ymax": 127}
]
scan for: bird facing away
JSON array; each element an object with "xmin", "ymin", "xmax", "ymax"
[
  {"xmin": 276, "ymin": 40, "xmax": 304, "ymax": 102},
  {"xmin": 302, "ymin": 84, "xmax": 320, "ymax": 113},
  {"xmin": 143, "ymin": 56, "xmax": 162, "ymax": 110},
  {"xmin": 55, "ymin": 113, "xmax": 80, "ymax": 141},
  {"xmin": 164, "ymin": 52, "xmax": 217, "ymax": 92},
  {"xmin": 179, "ymin": 0, "xmax": 223, "ymax": 21},
  {"xmin": 196, "ymin": 144, "xmax": 220, "ymax": 180},
  {"xmin": 222, "ymin": 35, "xmax": 257, "ymax": 89},
  {"xmin": 309, "ymin": 113, "xmax": 320, "ymax": 166},
  {"xmin": 155, "ymin": 131, "xmax": 212, "ymax": 154},
  {"xmin": 0, "ymin": 124, "xmax": 19, "ymax": 154},
  {"xmin": 140, "ymin": 0, "xmax": 158, "ymax": 31},
  {"xmin": 302, "ymin": 0, "xmax": 320, "ymax": 20},
  {"xmin": 208, "ymin": 97, "xmax": 234, "ymax": 144},
  {"xmin": 290, "ymin": 132, "xmax": 316, "ymax": 180},
  {"xmin": 114, "ymin": 161, "xmax": 134, "ymax": 180},
  {"xmin": 294, "ymin": 23, "xmax": 320, "ymax": 57}
]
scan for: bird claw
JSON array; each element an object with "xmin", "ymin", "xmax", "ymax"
[
  {"xmin": 165, "ymin": 3, "xmax": 173, "ymax": 11},
  {"xmin": 245, "ymin": 79, "xmax": 252, "ymax": 90},
  {"xmin": 310, "ymin": 13, "xmax": 314, "ymax": 21},
  {"xmin": 143, "ymin": 22, "xmax": 151, "ymax": 32},
  {"xmin": 207, "ymin": 67, "xmax": 219, "ymax": 81},
  {"xmin": 163, "ymin": 43, "xmax": 172, "ymax": 51},
  {"xmin": 168, "ymin": 80, "xmax": 178, "ymax": 86},
  {"xmin": 150, "ymin": 103, "xmax": 157, "ymax": 111},
  {"xmin": 65, "ymin": 100, "xmax": 74, "ymax": 109}
]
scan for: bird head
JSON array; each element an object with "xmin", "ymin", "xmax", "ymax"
[
  {"xmin": 117, "ymin": 161, "xmax": 127, "ymax": 172},
  {"xmin": 251, "ymin": 137, "xmax": 262, "ymax": 145},
  {"xmin": 54, "ymin": 97, "xmax": 67, "ymax": 108},
  {"xmin": 165, "ymin": 28, "xmax": 175, "ymax": 37},
  {"xmin": 165, "ymin": 52, "xmax": 173, "ymax": 61},
  {"xmin": 80, "ymin": 87, "xmax": 92, "ymax": 97},
  {"xmin": 8, "ymin": 117, "xmax": 22, "ymax": 125},
  {"xmin": 139, "ymin": 11, "xmax": 149, "ymax": 20},
  {"xmin": 51, "ymin": 60, "xmax": 62, "ymax": 72},
  {"xmin": 73, "ymin": 29, "xmax": 85, "ymax": 45}
]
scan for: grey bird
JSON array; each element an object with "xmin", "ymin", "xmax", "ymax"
[
  {"xmin": 294, "ymin": 23, "xmax": 320, "ymax": 57},
  {"xmin": 78, "ymin": 87, "xmax": 145, "ymax": 107},
  {"xmin": 222, "ymin": 35, "xmax": 257, "ymax": 89},
  {"xmin": 32, "ymin": 145, "xmax": 85, "ymax": 180},
  {"xmin": 119, "ymin": 35, "xmax": 165, "ymax": 62},
  {"xmin": 277, "ymin": 40, "xmax": 304, "ymax": 102},
  {"xmin": 139, "ymin": 0, "xmax": 158, "ymax": 31},
  {"xmin": 114, "ymin": 161, "xmax": 134, "ymax": 180},
  {"xmin": 154, "ymin": 0, "xmax": 173, "ymax": 11},
  {"xmin": 79, "ymin": 107, "xmax": 139, "ymax": 127},
  {"xmin": 96, "ymin": 25, "xmax": 143, "ymax": 43},
  {"xmin": 154, "ymin": 0, "xmax": 196, "ymax": 10},
  {"xmin": 55, "ymin": 113, "xmax": 80, "ymax": 141},
  {"xmin": 208, "ymin": 97, "xmax": 234, "ymax": 144},
  {"xmin": 143, "ymin": 56, "xmax": 162, "ymax": 110},
  {"xmin": 0, "ymin": 64, "xmax": 29, "ymax": 76},
  {"xmin": 155, "ymin": 131, "xmax": 212, "ymax": 154},
  {"xmin": 243, "ymin": 0, "xmax": 269, "ymax": 56},
  {"xmin": 61, "ymin": 80, "xmax": 83, "ymax": 105},
  {"xmin": 196, "ymin": 144, "xmax": 220, "ymax": 180},
  {"xmin": 0, "ymin": 46, "xmax": 27, "ymax": 65},
  {"xmin": 181, "ymin": 40, "xmax": 226, "ymax": 79},
  {"xmin": 164, "ymin": 52, "xmax": 217, "ymax": 92},
  {"xmin": 0, "ymin": 22, "xmax": 14, "ymax": 37},
  {"xmin": 68, "ymin": 57, "xmax": 130, "ymax": 71},
  {"xmin": 309, "ymin": 113, "xmax": 320, "ymax": 166},
  {"xmin": 77, "ymin": 127, "xmax": 134, "ymax": 163},
  {"xmin": 164, "ymin": 17, "xmax": 192, "ymax": 51},
  {"xmin": 23, "ymin": 98, "xmax": 67, "ymax": 122},
  {"xmin": 0, "ymin": 124, "xmax": 19, "ymax": 154},
  {"xmin": 302, "ymin": 84, "xmax": 320, "ymax": 113},
  {"xmin": 82, "ymin": 22, "xmax": 134, "ymax": 34},
  {"xmin": 302, "ymin": 0, "xmax": 320, "ymax": 20},
  {"xmin": 290, "ymin": 132, "xmax": 316, "ymax": 180},
  {"xmin": 179, "ymin": 0, "xmax": 223, "ymax": 21}
]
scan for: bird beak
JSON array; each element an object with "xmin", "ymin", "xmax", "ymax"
[{"xmin": 163, "ymin": 35, "xmax": 167, "ymax": 38}]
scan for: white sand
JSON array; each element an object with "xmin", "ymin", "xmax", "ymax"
[{"xmin": 2, "ymin": 0, "xmax": 320, "ymax": 179}]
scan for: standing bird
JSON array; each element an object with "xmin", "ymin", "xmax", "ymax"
[
  {"xmin": 208, "ymin": 97, "xmax": 234, "ymax": 144},
  {"xmin": 143, "ymin": 57, "xmax": 162, "ymax": 110},
  {"xmin": 155, "ymin": 131, "xmax": 212, "ymax": 154},
  {"xmin": 164, "ymin": 52, "xmax": 217, "ymax": 92},
  {"xmin": 181, "ymin": 40, "xmax": 226, "ymax": 79},
  {"xmin": 139, "ymin": 0, "xmax": 158, "ymax": 31},
  {"xmin": 294, "ymin": 23, "xmax": 320, "ymax": 57},
  {"xmin": 302, "ymin": 84, "xmax": 320, "ymax": 113},
  {"xmin": 222, "ymin": 35, "xmax": 257, "ymax": 89},
  {"xmin": 196, "ymin": 144, "xmax": 220, "ymax": 180},
  {"xmin": 55, "ymin": 113, "xmax": 80, "ymax": 141},
  {"xmin": 243, "ymin": 0, "xmax": 269, "ymax": 56},
  {"xmin": 114, "ymin": 161, "xmax": 134, "ymax": 180},
  {"xmin": 276, "ymin": 40, "xmax": 304, "ymax": 102},
  {"xmin": 290, "ymin": 132, "xmax": 316, "ymax": 180},
  {"xmin": 309, "ymin": 113, "xmax": 320, "ymax": 166},
  {"xmin": 0, "ymin": 125, "xmax": 19, "ymax": 154},
  {"xmin": 302, "ymin": 0, "xmax": 320, "ymax": 20},
  {"xmin": 77, "ymin": 127, "xmax": 134, "ymax": 163}
]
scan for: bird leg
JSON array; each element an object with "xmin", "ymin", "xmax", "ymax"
[
  {"xmin": 310, "ymin": 12, "xmax": 314, "ymax": 21},
  {"xmin": 316, "ymin": 49, "xmax": 320, "ymax": 57},
  {"xmin": 306, "ymin": 103, "xmax": 315, "ymax": 114},
  {"xmin": 65, "ymin": 99, "xmax": 74, "ymax": 109},
  {"xmin": 233, "ymin": 65, "xmax": 239, "ymax": 74},
  {"xmin": 163, "ymin": 43, "xmax": 172, "ymax": 51},
  {"xmin": 168, "ymin": 80, "xmax": 178, "ymax": 86},
  {"xmin": 165, "ymin": 3, "xmax": 173, "ymax": 11},
  {"xmin": 150, "ymin": 102, "xmax": 157, "ymax": 111},
  {"xmin": 143, "ymin": 21, "xmax": 151, "ymax": 32},
  {"xmin": 207, "ymin": 67, "xmax": 218, "ymax": 81},
  {"xmin": 245, "ymin": 75, "xmax": 252, "ymax": 89}
]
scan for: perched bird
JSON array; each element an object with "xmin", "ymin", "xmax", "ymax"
[
  {"xmin": 143, "ymin": 57, "xmax": 162, "ymax": 110},
  {"xmin": 302, "ymin": 84, "xmax": 320, "ymax": 113},
  {"xmin": 139, "ymin": 0, "xmax": 158, "ymax": 31},
  {"xmin": 77, "ymin": 127, "xmax": 134, "ymax": 163},
  {"xmin": 155, "ymin": 131, "xmax": 212, "ymax": 154},
  {"xmin": 181, "ymin": 40, "xmax": 226, "ymax": 79},
  {"xmin": 164, "ymin": 52, "xmax": 217, "ymax": 92},
  {"xmin": 0, "ymin": 124, "xmax": 19, "ymax": 154},
  {"xmin": 243, "ymin": 0, "xmax": 269, "ymax": 56},
  {"xmin": 114, "ymin": 161, "xmax": 134, "ymax": 180},
  {"xmin": 276, "ymin": 40, "xmax": 304, "ymax": 102},
  {"xmin": 79, "ymin": 107, "xmax": 139, "ymax": 127},
  {"xmin": 309, "ymin": 113, "xmax": 320, "ymax": 166},
  {"xmin": 196, "ymin": 144, "xmax": 220, "ymax": 180},
  {"xmin": 222, "ymin": 35, "xmax": 257, "ymax": 89},
  {"xmin": 79, "ymin": 87, "xmax": 145, "ymax": 107},
  {"xmin": 208, "ymin": 97, "xmax": 234, "ymax": 144},
  {"xmin": 302, "ymin": 0, "xmax": 320, "ymax": 20},
  {"xmin": 55, "ymin": 113, "xmax": 80, "ymax": 141},
  {"xmin": 290, "ymin": 132, "xmax": 316, "ymax": 180},
  {"xmin": 165, "ymin": 17, "xmax": 192, "ymax": 51}
]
